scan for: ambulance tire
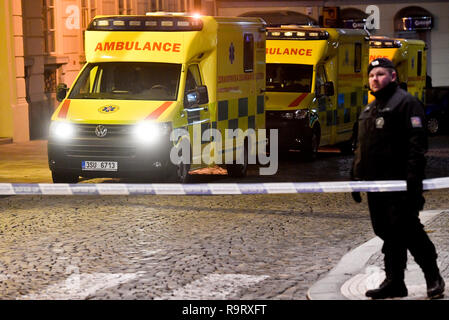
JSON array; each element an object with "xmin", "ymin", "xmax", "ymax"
[
  {"xmin": 166, "ymin": 144, "xmax": 191, "ymax": 183},
  {"xmin": 51, "ymin": 171, "xmax": 79, "ymax": 184},
  {"xmin": 302, "ymin": 125, "xmax": 320, "ymax": 161},
  {"xmin": 171, "ymin": 161, "xmax": 191, "ymax": 183},
  {"xmin": 227, "ymin": 139, "xmax": 249, "ymax": 178}
]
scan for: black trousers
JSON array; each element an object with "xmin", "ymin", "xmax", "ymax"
[{"xmin": 367, "ymin": 192, "xmax": 438, "ymax": 279}]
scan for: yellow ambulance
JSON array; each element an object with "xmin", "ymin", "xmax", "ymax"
[
  {"xmin": 369, "ymin": 36, "xmax": 427, "ymax": 103},
  {"xmin": 265, "ymin": 26, "xmax": 369, "ymax": 158},
  {"xmin": 48, "ymin": 14, "xmax": 266, "ymax": 183}
]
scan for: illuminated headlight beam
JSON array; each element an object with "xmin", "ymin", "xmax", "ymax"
[
  {"xmin": 49, "ymin": 122, "xmax": 75, "ymax": 140},
  {"xmin": 133, "ymin": 122, "xmax": 171, "ymax": 144}
]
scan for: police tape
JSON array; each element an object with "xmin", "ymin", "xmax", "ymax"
[{"xmin": 0, "ymin": 177, "xmax": 448, "ymax": 195}]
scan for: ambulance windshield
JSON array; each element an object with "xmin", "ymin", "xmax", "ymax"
[
  {"xmin": 266, "ymin": 64, "xmax": 313, "ymax": 93},
  {"xmin": 69, "ymin": 62, "xmax": 181, "ymax": 101}
]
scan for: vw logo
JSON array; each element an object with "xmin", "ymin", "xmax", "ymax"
[{"xmin": 95, "ymin": 125, "xmax": 108, "ymax": 138}]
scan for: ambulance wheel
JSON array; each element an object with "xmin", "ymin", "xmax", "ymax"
[
  {"xmin": 51, "ymin": 171, "xmax": 79, "ymax": 183},
  {"xmin": 173, "ymin": 161, "xmax": 191, "ymax": 183},
  {"xmin": 302, "ymin": 126, "xmax": 320, "ymax": 161},
  {"xmin": 227, "ymin": 139, "xmax": 249, "ymax": 178},
  {"xmin": 166, "ymin": 144, "xmax": 191, "ymax": 183}
]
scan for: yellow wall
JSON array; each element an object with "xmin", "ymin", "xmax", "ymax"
[{"xmin": 0, "ymin": 1, "xmax": 15, "ymax": 138}]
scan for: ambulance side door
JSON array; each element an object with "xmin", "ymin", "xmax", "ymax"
[
  {"xmin": 183, "ymin": 64, "xmax": 211, "ymax": 167},
  {"xmin": 315, "ymin": 64, "xmax": 333, "ymax": 145}
]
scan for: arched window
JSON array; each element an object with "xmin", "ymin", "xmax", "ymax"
[
  {"xmin": 339, "ymin": 8, "xmax": 368, "ymax": 30},
  {"xmin": 394, "ymin": 6, "xmax": 433, "ymax": 33}
]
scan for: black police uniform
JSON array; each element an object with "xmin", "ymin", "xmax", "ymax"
[{"xmin": 352, "ymin": 66, "xmax": 444, "ymax": 298}]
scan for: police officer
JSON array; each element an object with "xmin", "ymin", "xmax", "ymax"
[{"xmin": 351, "ymin": 58, "xmax": 445, "ymax": 299}]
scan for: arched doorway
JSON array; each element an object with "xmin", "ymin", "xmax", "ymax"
[
  {"xmin": 394, "ymin": 6, "xmax": 433, "ymax": 40},
  {"xmin": 339, "ymin": 8, "xmax": 369, "ymax": 30},
  {"xmin": 394, "ymin": 6, "xmax": 433, "ymax": 82}
]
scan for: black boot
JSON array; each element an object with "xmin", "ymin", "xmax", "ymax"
[
  {"xmin": 425, "ymin": 272, "xmax": 445, "ymax": 299},
  {"xmin": 365, "ymin": 278, "xmax": 408, "ymax": 299}
]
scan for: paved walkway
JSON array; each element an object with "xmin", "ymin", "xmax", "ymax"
[{"xmin": 308, "ymin": 209, "xmax": 449, "ymax": 300}]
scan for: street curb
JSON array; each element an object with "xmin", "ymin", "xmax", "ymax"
[{"xmin": 307, "ymin": 210, "xmax": 443, "ymax": 300}]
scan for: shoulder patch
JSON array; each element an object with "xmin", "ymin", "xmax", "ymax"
[{"xmin": 411, "ymin": 116, "xmax": 422, "ymax": 128}]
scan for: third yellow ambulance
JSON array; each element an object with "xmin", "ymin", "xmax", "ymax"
[{"xmin": 369, "ymin": 36, "xmax": 427, "ymax": 103}]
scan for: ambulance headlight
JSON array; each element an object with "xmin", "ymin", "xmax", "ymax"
[
  {"xmin": 133, "ymin": 122, "xmax": 172, "ymax": 144},
  {"xmin": 281, "ymin": 112, "xmax": 294, "ymax": 120},
  {"xmin": 49, "ymin": 121, "xmax": 75, "ymax": 140},
  {"xmin": 280, "ymin": 110, "xmax": 308, "ymax": 120},
  {"xmin": 294, "ymin": 109, "xmax": 308, "ymax": 119}
]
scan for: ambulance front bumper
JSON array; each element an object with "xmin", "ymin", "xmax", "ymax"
[
  {"xmin": 48, "ymin": 137, "xmax": 173, "ymax": 178},
  {"xmin": 266, "ymin": 110, "xmax": 312, "ymax": 150}
]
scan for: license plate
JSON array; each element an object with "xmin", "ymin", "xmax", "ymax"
[{"xmin": 82, "ymin": 161, "xmax": 118, "ymax": 171}]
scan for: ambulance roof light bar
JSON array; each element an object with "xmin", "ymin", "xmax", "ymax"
[
  {"xmin": 369, "ymin": 39, "xmax": 402, "ymax": 48},
  {"xmin": 266, "ymin": 28, "xmax": 329, "ymax": 40},
  {"xmin": 88, "ymin": 15, "xmax": 203, "ymax": 31}
]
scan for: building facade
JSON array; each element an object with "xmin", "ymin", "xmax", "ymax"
[
  {"xmin": 1, "ymin": 0, "xmax": 204, "ymax": 142},
  {"xmin": 0, "ymin": 1, "xmax": 28, "ymax": 143},
  {"xmin": 216, "ymin": 0, "xmax": 449, "ymax": 88},
  {"xmin": 1, "ymin": 0, "xmax": 448, "ymax": 142}
]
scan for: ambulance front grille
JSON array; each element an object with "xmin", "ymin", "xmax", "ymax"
[
  {"xmin": 66, "ymin": 124, "xmax": 137, "ymax": 158},
  {"xmin": 64, "ymin": 145, "xmax": 137, "ymax": 158},
  {"xmin": 74, "ymin": 124, "xmax": 134, "ymax": 138}
]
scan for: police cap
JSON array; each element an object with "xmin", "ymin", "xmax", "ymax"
[{"xmin": 368, "ymin": 58, "xmax": 396, "ymax": 75}]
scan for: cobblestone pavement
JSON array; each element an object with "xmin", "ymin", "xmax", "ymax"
[
  {"xmin": 1, "ymin": 190, "xmax": 448, "ymax": 300},
  {"xmin": 0, "ymin": 193, "xmax": 371, "ymax": 300}
]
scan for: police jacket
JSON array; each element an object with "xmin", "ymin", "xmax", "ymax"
[{"xmin": 352, "ymin": 82, "xmax": 428, "ymax": 182}]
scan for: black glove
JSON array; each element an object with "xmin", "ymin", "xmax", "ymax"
[
  {"xmin": 407, "ymin": 178, "xmax": 425, "ymax": 211},
  {"xmin": 351, "ymin": 192, "xmax": 362, "ymax": 203}
]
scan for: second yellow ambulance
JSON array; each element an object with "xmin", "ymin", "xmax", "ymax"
[{"xmin": 265, "ymin": 26, "xmax": 369, "ymax": 158}]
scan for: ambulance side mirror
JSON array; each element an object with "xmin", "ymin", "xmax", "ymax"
[
  {"xmin": 56, "ymin": 83, "xmax": 68, "ymax": 102},
  {"xmin": 184, "ymin": 86, "xmax": 209, "ymax": 108}
]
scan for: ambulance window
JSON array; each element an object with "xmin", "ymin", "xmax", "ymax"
[
  {"xmin": 417, "ymin": 51, "xmax": 422, "ymax": 76},
  {"xmin": 266, "ymin": 63, "xmax": 313, "ymax": 92},
  {"xmin": 316, "ymin": 65, "xmax": 327, "ymax": 86},
  {"xmin": 243, "ymin": 33, "xmax": 254, "ymax": 73},
  {"xmin": 354, "ymin": 43, "xmax": 362, "ymax": 73},
  {"xmin": 186, "ymin": 65, "xmax": 202, "ymax": 91},
  {"xmin": 69, "ymin": 62, "xmax": 181, "ymax": 101},
  {"xmin": 315, "ymin": 65, "xmax": 328, "ymax": 95},
  {"xmin": 79, "ymin": 66, "xmax": 100, "ymax": 94}
]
